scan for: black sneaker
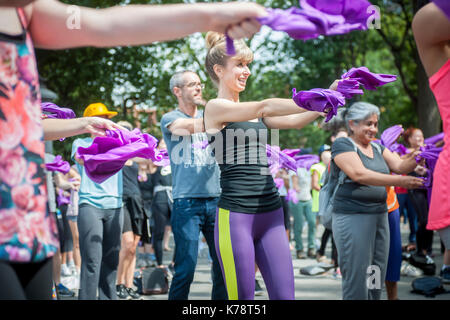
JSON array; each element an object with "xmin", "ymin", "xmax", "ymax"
[
  {"xmin": 254, "ymin": 279, "xmax": 264, "ymax": 296},
  {"xmin": 56, "ymin": 283, "xmax": 75, "ymax": 298},
  {"xmin": 116, "ymin": 284, "xmax": 131, "ymax": 300},
  {"xmin": 126, "ymin": 287, "xmax": 143, "ymax": 300}
]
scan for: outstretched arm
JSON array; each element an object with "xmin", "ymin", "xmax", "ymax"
[
  {"xmin": 412, "ymin": 2, "xmax": 450, "ymax": 77},
  {"xmin": 29, "ymin": 0, "xmax": 266, "ymax": 49}
]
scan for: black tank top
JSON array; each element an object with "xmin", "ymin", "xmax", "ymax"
[
  {"xmin": 122, "ymin": 162, "xmax": 141, "ymax": 198},
  {"xmin": 207, "ymin": 120, "xmax": 282, "ymax": 213}
]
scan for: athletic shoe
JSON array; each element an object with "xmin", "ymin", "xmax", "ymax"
[
  {"xmin": 116, "ymin": 284, "xmax": 131, "ymax": 300},
  {"xmin": 332, "ymin": 268, "xmax": 342, "ymax": 280},
  {"xmin": 400, "ymin": 262, "xmax": 423, "ymax": 277},
  {"xmin": 296, "ymin": 250, "xmax": 306, "ymax": 259},
  {"xmin": 307, "ymin": 248, "xmax": 316, "ymax": 259},
  {"xmin": 56, "ymin": 283, "xmax": 75, "ymax": 298},
  {"xmin": 255, "ymin": 279, "xmax": 264, "ymax": 296},
  {"xmin": 126, "ymin": 287, "xmax": 143, "ymax": 300},
  {"xmin": 440, "ymin": 267, "xmax": 450, "ymax": 284}
]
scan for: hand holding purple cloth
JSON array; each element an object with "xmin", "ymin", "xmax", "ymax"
[
  {"xmin": 267, "ymin": 144, "xmax": 298, "ymax": 173},
  {"xmin": 45, "ymin": 155, "xmax": 71, "ymax": 174},
  {"xmin": 292, "ymin": 88, "xmax": 346, "ymax": 122},
  {"xmin": 336, "ymin": 79, "xmax": 364, "ymax": 99},
  {"xmin": 57, "ymin": 189, "xmax": 71, "ymax": 207},
  {"xmin": 76, "ymin": 128, "xmax": 163, "ymax": 184}
]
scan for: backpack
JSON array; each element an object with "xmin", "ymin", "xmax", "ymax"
[
  {"xmin": 318, "ymin": 138, "xmax": 382, "ymax": 230},
  {"xmin": 134, "ymin": 266, "xmax": 169, "ymax": 295},
  {"xmin": 411, "ymin": 276, "xmax": 450, "ymax": 298}
]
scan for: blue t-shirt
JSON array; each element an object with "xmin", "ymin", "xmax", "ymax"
[
  {"xmin": 71, "ymin": 137, "xmax": 123, "ymax": 209},
  {"xmin": 160, "ymin": 109, "xmax": 221, "ymax": 199}
]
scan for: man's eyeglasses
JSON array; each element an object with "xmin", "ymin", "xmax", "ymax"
[{"xmin": 183, "ymin": 82, "xmax": 205, "ymax": 90}]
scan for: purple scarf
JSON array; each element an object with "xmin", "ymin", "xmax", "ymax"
[
  {"xmin": 433, "ymin": 0, "xmax": 450, "ymax": 20},
  {"xmin": 76, "ymin": 128, "xmax": 163, "ymax": 184},
  {"xmin": 293, "ymin": 154, "xmax": 320, "ymax": 171},
  {"xmin": 282, "ymin": 148, "xmax": 302, "ymax": 158},
  {"xmin": 266, "ymin": 144, "xmax": 298, "ymax": 173},
  {"xmin": 286, "ymin": 188, "xmax": 299, "ymax": 204},
  {"xmin": 226, "ymin": 0, "xmax": 375, "ymax": 55},
  {"xmin": 415, "ymin": 145, "xmax": 443, "ymax": 205},
  {"xmin": 153, "ymin": 149, "xmax": 171, "ymax": 167},
  {"xmin": 372, "ymin": 125, "xmax": 404, "ymax": 151},
  {"xmin": 45, "ymin": 155, "xmax": 71, "ymax": 174},
  {"xmin": 341, "ymin": 66, "xmax": 397, "ymax": 91},
  {"xmin": 336, "ymin": 79, "xmax": 364, "ymax": 99},
  {"xmin": 41, "ymin": 102, "xmax": 76, "ymax": 119},
  {"xmin": 424, "ymin": 132, "xmax": 444, "ymax": 146},
  {"xmin": 292, "ymin": 88, "xmax": 346, "ymax": 122},
  {"xmin": 57, "ymin": 189, "xmax": 71, "ymax": 207}
]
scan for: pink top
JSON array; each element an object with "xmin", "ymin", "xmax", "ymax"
[{"xmin": 427, "ymin": 59, "xmax": 450, "ymax": 230}]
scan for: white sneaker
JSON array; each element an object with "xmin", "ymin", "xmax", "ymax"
[{"xmin": 400, "ymin": 262, "xmax": 423, "ymax": 277}]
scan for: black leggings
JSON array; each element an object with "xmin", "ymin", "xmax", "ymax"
[
  {"xmin": 151, "ymin": 201, "xmax": 172, "ymax": 266},
  {"xmin": 0, "ymin": 259, "xmax": 53, "ymax": 300},
  {"xmin": 317, "ymin": 228, "xmax": 338, "ymax": 267},
  {"xmin": 408, "ymin": 189, "xmax": 434, "ymax": 254},
  {"xmin": 56, "ymin": 204, "xmax": 73, "ymax": 253}
]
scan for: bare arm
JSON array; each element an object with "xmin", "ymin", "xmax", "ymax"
[
  {"xmin": 334, "ymin": 151, "xmax": 423, "ymax": 189},
  {"xmin": 412, "ymin": 2, "xmax": 450, "ymax": 77},
  {"xmin": 168, "ymin": 118, "xmax": 205, "ymax": 136},
  {"xmin": 29, "ymin": 0, "xmax": 265, "ymax": 49},
  {"xmin": 382, "ymin": 148, "xmax": 420, "ymax": 175},
  {"xmin": 42, "ymin": 117, "xmax": 124, "ymax": 141},
  {"xmin": 291, "ymin": 175, "xmax": 300, "ymax": 193},
  {"xmin": 311, "ymin": 170, "xmax": 320, "ymax": 191},
  {"xmin": 263, "ymin": 111, "xmax": 322, "ymax": 130},
  {"xmin": 205, "ymin": 98, "xmax": 308, "ymax": 131}
]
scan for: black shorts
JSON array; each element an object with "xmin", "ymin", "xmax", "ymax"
[{"xmin": 122, "ymin": 196, "xmax": 146, "ymax": 236}]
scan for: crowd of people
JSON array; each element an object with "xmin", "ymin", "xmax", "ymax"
[{"xmin": 0, "ymin": 0, "xmax": 449, "ymax": 301}]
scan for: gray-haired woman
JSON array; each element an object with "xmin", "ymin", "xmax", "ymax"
[{"xmin": 330, "ymin": 102, "xmax": 423, "ymax": 300}]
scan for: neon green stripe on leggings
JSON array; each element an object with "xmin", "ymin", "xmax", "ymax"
[{"xmin": 218, "ymin": 208, "xmax": 238, "ymax": 300}]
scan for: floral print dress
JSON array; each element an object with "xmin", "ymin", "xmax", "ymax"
[{"xmin": 0, "ymin": 8, "xmax": 59, "ymax": 262}]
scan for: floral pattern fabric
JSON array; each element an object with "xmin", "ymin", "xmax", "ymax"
[{"xmin": 0, "ymin": 9, "xmax": 59, "ymax": 262}]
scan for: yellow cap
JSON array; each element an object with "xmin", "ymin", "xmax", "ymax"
[{"xmin": 83, "ymin": 103, "xmax": 118, "ymax": 118}]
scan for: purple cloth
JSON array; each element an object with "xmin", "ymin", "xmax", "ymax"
[
  {"xmin": 41, "ymin": 102, "xmax": 76, "ymax": 119},
  {"xmin": 433, "ymin": 0, "xmax": 450, "ymax": 20},
  {"xmin": 226, "ymin": 0, "xmax": 375, "ymax": 55},
  {"xmin": 424, "ymin": 132, "xmax": 444, "ymax": 146},
  {"xmin": 57, "ymin": 189, "xmax": 71, "ymax": 207},
  {"xmin": 292, "ymin": 88, "xmax": 346, "ymax": 122},
  {"xmin": 416, "ymin": 145, "xmax": 443, "ymax": 191},
  {"xmin": 45, "ymin": 155, "xmax": 71, "ymax": 174},
  {"xmin": 373, "ymin": 125, "xmax": 404, "ymax": 151},
  {"xmin": 76, "ymin": 128, "xmax": 163, "ymax": 184},
  {"xmin": 153, "ymin": 149, "xmax": 171, "ymax": 167},
  {"xmin": 274, "ymin": 177, "xmax": 284, "ymax": 190},
  {"xmin": 192, "ymin": 140, "xmax": 209, "ymax": 150},
  {"xmin": 266, "ymin": 144, "xmax": 298, "ymax": 173},
  {"xmin": 390, "ymin": 142, "xmax": 409, "ymax": 156},
  {"xmin": 336, "ymin": 79, "xmax": 364, "ymax": 99},
  {"xmin": 286, "ymin": 188, "xmax": 299, "ymax": 204},
  {"xmin": 293, "ymin": 154, "xmax": 320, "ymax": 171},
  {"xmin": 341, "ymin": 66, "xmax": 397, "ymax": 91},
  {"xmin": 282, "ymin": 148, "xmax": 302, "ymax": 158}
]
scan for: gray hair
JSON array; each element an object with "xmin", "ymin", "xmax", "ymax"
[
  {"xmin": 343, "ymin": 102, "xmax": 380, "ymax": 134},
  {"xmin": 169, "ymin": 70, "xmax": 196, "ymax": 95}
]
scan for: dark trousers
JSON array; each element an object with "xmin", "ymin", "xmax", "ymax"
[
  {"xmin": 0, "ymin": 258, "xmax": 53, "ymax": 300},
  {"xmin": 77, "ymin": 204, "xmax": 123, "ymax": 300},
  {"xmin": 168, "ymin": 197, "xmax": 227, "ymax": 300},
  {"xmin": 408, "ymin": 189, "xmax": 434, "ymax": 254}
]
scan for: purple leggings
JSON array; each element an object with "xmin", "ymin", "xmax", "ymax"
[{"xmin": 214, "ymin": 206, "xmax": 295, "ymax": 300}]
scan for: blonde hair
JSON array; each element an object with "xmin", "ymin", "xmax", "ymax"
[{"xmin": 205, "ymin": 32, "xmax": 253, "ymax": 85}]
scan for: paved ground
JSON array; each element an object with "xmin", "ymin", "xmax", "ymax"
[{"xmin": 62, "ymin": 221, "xmax": 449, "ymax": 301}]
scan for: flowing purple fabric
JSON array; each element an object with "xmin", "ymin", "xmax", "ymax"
[
  {"xmin": 336, "ymin": 79, "xmax": 364, "ymax": 99},
  {"xmin": 292, "ymin": 88, "xmax": 346, "ymax": 122},
  {"xmin": 266, "ymin": 144, "xmax": 298, "ymax": 173},
  {"xmin": 286, "ymin": 188, "xmax": 299, "ymax": 204},
  {"xmin": 373, "ymin": 125, "xmax": 404, "ymax": 152},
  {"xmin": 226, "ymin": 0, "xmax": 375, "ymax": 55},
  {"xmin": 424, "ymin": 132, "xmax": 444, "ymax": 146},
  {"xmin": 153, "ymin": 149, "xmax": 171, "ymax": 167},
  {"xmin": 41, "ymin": 102, "xmax": 76, "ymax": 119},
  {"xmin": 274, "ymin": 177, "xmax": 284, "ymax": 190},
  {"xmin": 76, "ymin": 128, "xmax": 163, "ymax": 184},
  {"xmin": 282, "ymin": 148, "xmax": 302, "ymax": 158},
  {"xmin": 57, "ymin": 189, "xmax": 71, "ymax": 207},
  {"xmin": 390, "ymin": 142, "xmax": 409, "ymax": 156},
  {"xmin": 341, "ymin": 66, "xmax": 397, "ymax": 91},
  {"xmin": 192, "ymin": 140, "xmax": 209, "ymax": 150},
  {"xmin": 433, "ymin": 0, "xmax": 450, "ymax": 20},
  {"xmin": 293, "ymin": 154, "xmax": 320, "ymax": 171},
  {"xmin": 416, "ymin": 145, "xmax": 443, "ymax": 200},
  {"xmin": 45, "ymin": 155, "xmax": 71, "ymax": 174}
]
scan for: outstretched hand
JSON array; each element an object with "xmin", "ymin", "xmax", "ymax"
[{"xmin": 84, "ymin": 117, "xmax": 127, "ymax": 137}]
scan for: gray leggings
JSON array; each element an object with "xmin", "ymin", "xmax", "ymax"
[
  {"xmin": 77, "ymin": 204, "xmax": 123, "ymax": 300},
  {"xmin": 332, "ymin": 211, "xmax": 389, "ymax": 300}
]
